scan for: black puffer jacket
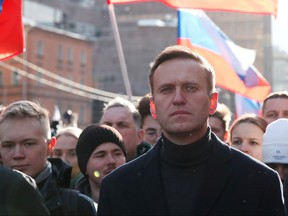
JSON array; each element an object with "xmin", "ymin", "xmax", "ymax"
[{"xmin": 37, "ymin": 158, "xmax": 96, "ymax": 216}]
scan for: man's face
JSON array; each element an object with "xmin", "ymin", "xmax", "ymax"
[
  {"xmin": 86, "ymin": 142, "xmax": 126, "ymax": 185},
  {"xmin": 100, "ymin": 107, "xmax": 142, "ymax": 161},
  {"xmin": 263, "ymin": 98, "xmax": 288, "ymax": 124},
  {"xmin": 142, "ymin": 115, "xmax": 161, "ymax": 145},
  {"xmin": 151, "ymin": 58, "xmax": 217, "ymax": 144},
  {"xmin": 209, "ymin": 116, "xmax": 226, "ymax": 141},
  {"xmin": 52, "ymin": 135, "xmax": 80, "ymax": 178},
  {"xmin": 0, "ymin": 118, "xmax": 49, "ymax": 178}
]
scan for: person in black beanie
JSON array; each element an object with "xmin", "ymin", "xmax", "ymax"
[{"xmin": 75, "ymin": 124, "xmax": 126, "ymax": 204}]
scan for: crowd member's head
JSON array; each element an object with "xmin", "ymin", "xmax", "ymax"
[
  {"xmin": 76, "ymin": 124, "xmax": 126, "ymax": 202},
  {"xmin": 100, "ymin": 97, "xmax": 143, "ymax": 161},
  {"xmin": 262, "ymin": 91, "xmax": 288, "ymax": 124},
  {"xmin": 137, "ymin": 93, "xmax": 161, "ymax": 145},
  {"xmin": 0, "ymin": 100, "xmax": 55, "ymax": 178},
  {"xmin": 263, "ymin": 118, "xmax": 288, "ymax": 182},
  {"xmin": 149, "ymin": 45, "xmax": 218, "ymax": 144},
  {"xmin": 52, "ymin": 126, "xmax": 83, "ymax": 186},
  {"xmin": 230, "ymin": 114, "xmax": 268, "ymax": 161},
  {"xmin": 209, "ymin": 103, "xmax": 232, "ymax": 143}
]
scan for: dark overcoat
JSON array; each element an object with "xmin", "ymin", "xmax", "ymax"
[{"xmin": 98, "ymin": 133, "xmax": 286, "ymax": 216}]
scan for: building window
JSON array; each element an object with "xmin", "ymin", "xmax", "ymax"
[
  {"xmin": 12, "ymin": 70, "xmax": 20, "ymax": 86},
  {"xmin": 67, "ymin": 47, "xmax": 73, "ymax": 64},
  {"xmin": 57, "ymin": 45, "xmax": 63, "ymax": 62},
  {"xmin": 80, "ymin": 50, "xmax": 87, "ymax": 66},
  {"xmin": 37, "ymin": 40, "xmax": 44, "ymax": 57}
]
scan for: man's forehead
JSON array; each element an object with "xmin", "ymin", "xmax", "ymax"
[
  {"xmin": 102, "ymin": 107, "xmax": 133, "ymax": 118},
  {"xmin": 265, "ymin": 98, "xmax": 288, "ymax": 111}
]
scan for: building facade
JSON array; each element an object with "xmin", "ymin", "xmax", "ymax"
[{"xmin": 0, "ymin": 23, "xmax": 94, "ymax": 128}]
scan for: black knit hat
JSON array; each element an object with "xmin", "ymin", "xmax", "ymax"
[{"xmin": 76, "ymin": 124, "xmax": 126, "ymax": 175}]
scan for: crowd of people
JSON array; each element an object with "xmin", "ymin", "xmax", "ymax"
[{"xmin": 1, "ymin": 45, "xmax": 288, "ymax": 215}]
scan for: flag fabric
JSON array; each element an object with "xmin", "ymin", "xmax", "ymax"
[
  {"xmin": 0, "ymin": 0, "xmax": 4, "ymax": 13},
  {"xmin": 107, "ymin": 0, "xmax": 278, "ymax": 16},
  {"xmin": 235, "ymin": 94, "xmax": 261, "ymax": 118},
  {"xmin": 0, "ymin": 0, "xmax": 24, "ymax": 61},
  {"xmin": 177, "ymin": 9, "xmax": 271, "ymax": 102}
]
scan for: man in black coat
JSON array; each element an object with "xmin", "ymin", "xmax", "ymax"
[
  {"xmin": 97, "ymin": 45, "xmax": 286, "ymax": 215},
  {"xmin": 0, "ymin": 165, "xmax": 50, "ymax": 215}
]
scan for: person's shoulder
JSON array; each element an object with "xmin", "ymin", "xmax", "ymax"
[
  {"xmin": 211, "ymin": 135, "xmax": 277, "ymax": 176},
  {"xmin": 77, "ymin": 192, "xmax": 97, "ymax": 215},
  {"xmin": 229, "ymin": 145, "xmax": 278, "ymax": 177},
  {"xmin": 0, "ymin": 166, "xmax": 37, "ymax": 189},
  {"xmin": 60, "ymin": 188, "xmax": 97, "ymax": 215}
]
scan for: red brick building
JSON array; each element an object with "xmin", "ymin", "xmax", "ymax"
[{"xmin": 0, "ymin": 22, "xmax": 95, "ymax": 128}]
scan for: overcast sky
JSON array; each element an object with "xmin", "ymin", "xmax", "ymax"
[{"xmin": 272, "ymin": 0, "xmax": 288, "ymax": 52}]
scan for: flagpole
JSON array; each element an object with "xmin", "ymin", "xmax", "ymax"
[{"xmin": 107, "ymin": 3, "xmax": 133, "ymax": 101}]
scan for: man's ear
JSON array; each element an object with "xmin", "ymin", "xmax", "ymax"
[
  {"xmin": 149, "ymin": 96, "xmax": 157, "ymax": 119},
  {"xmin": 136, "ymin": 129, "xmax": 144, "ymax": 145},
  {"xmin": 47, "ymin": 137, "xmax": 56, "ymax": 155},
  {"xmin": 209, "ymin": 92, "xmax": 218, "ymax": 115},
  {"xmin": 223, "ymin": 131, "xmax": 230, "ymax": 145}
]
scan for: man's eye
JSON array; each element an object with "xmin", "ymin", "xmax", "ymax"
[
  {"xmin": 93, "ymin": 153, "xmax": 105, "ymax": 158},
  {"xmin": 24, "ymin": 142, "xmax": 35, "ymax": 147},
  {"xmin": 145, "ymin": 131, "xmax": 156, "ymax": 136},
  {"xmin": 53, "ymin": 151, "xmax": 62, "ymax": 157},
  {"xmin": 160, "ymin": 87, "xmax": 172, "ymax": 94},
  {"xmin": 70, "ymin": 152, "xmax": 76, "ymax": 157},
  {"xmin": 2, "ymin": 143, "xmax": 14, "ymax": 149},
  {"xmin": 186, "ymin": 86, "xmax": 196, "ymax": 92},
  {"xmin": 266, "ymin": 112, "xmax": 276, "ymax": 118}
]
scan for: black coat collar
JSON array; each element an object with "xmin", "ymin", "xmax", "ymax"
[{"xmin": 136, "ymin": 132, "xmax": 233, "ymax": 215}]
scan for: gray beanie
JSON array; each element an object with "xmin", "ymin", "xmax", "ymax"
[
  {"xmin": 76, "ymin": 124, "xmax": 126, "ymax": 175},
  {"xmin": 263, "ymin": 118, "xmax": 288, "ymax": 164}
]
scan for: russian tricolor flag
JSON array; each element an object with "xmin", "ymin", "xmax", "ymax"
[
  {"xmin": 0, "ymin": 0, "xmax": 24, "ymax": 61},
  {"xmin": 177, "ymin": 9, "xmax": 271, "ymax": 102}
]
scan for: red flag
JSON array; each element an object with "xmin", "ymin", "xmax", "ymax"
[
  {"xmin": 107, "ymin": 0, "xmax": 278, "ymax": 16},
  {"xmin": 0, "ymin": 0, "xmax": 24, "ymax": 61}
]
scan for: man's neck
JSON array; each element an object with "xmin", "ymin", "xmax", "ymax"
[{"xmin": 163, "ymin": 128, "xmax": 208, "ymax": 145}]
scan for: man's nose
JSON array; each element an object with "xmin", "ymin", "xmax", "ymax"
[
  {"xmin": 13, "ymin": 145, "xmax": 25, "ymax": 158},
  {"xmin": 172, "ymin": 89, "xmax": 186, "ymax": 105}
]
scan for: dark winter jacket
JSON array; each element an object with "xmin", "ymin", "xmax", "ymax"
[
  {"xmin": 74, "ymin": 175, "xmax": 91, "ymax": 199},
  {"xmin": 36, "ymin": 158, "xmax": 96, "ymax": 216}
]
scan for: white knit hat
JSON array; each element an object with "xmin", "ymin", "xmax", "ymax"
[{"xmin": 262, "ymin": 118, "xmax": 288, "ymax": 164}]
